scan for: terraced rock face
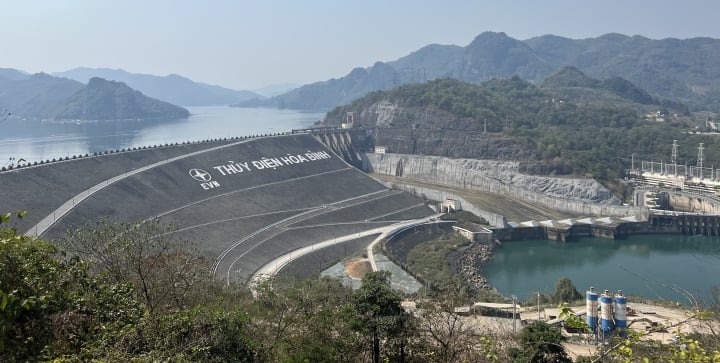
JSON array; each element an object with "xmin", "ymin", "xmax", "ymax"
[
  {"xmin": 366, "ymin": 153, "xmax": 621, "ymax": 205},
  {"xmin": 0, "ymin": 134, "xmax": 434, "ymax": 282}
]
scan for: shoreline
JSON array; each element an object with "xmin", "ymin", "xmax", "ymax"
[{"xmin": 457, "ymin": 241, "xmax": 498, "ymax": 292}]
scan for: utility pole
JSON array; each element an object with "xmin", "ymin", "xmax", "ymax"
[{"xmin": 512, "ymin": 295, "xmax": 517, "ymax": 335}]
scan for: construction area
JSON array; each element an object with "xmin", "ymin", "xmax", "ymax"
[{"xmin": 409, "ymin": 291, "xmax": 716, "ymax": 360}]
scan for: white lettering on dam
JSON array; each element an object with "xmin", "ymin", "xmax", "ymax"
[{"xmin": 188, "ymin": 150, "xmax": 333, "ymax": 191}]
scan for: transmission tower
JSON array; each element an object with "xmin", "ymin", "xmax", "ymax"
[
  {"xmin": 670, "ymin": 140, "xmax": 678, "ymax": 165},
  {"xmin": 697, "ymin": 142, "xmax": 705, "ymax": 173}
]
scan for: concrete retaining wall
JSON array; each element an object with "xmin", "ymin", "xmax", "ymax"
[
  {"xmin": 374, "ymin": 180, "xmax": 507, "ymax": 227},
  {"xmin": 668, "ymin": 192, "xmax": 720, "ymax": 214},
  {"xmin": 366, "ymin": 153, "xmax": 648, "ymax": 218}
]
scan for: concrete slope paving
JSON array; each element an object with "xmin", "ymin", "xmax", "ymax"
[
  {"xmin": 215, "ymin": 189, "xmax": 429, "ymax": 283},
  {"xmin": 1, "ymin": 140, "xmax": 235, "ymax": 231},
  {"xmin": 3, "ymin": 133, "xmax": 435, "ymax": 283},
  {"xmin": 39, "ymin": 135, "xmax": 371, "ymax": 239}
]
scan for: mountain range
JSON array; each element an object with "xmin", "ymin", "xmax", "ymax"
[
  {"xmin": 55, "ymin": 77, "xmax": 189, "ymax": 120},
  {"xmin": 53, "ymin": 68, "xmax": 263, "ymax": 106},
  {"xmin": 237, "ymin": 32, "xmax": 720, "ymax": 112},
  {"xmin": 320, "ymin": 69, "xmax": 695, "ymax": 181},
  {"xmin": 0, "ymin": 72, "xmax": 188, "ymax": 120}
]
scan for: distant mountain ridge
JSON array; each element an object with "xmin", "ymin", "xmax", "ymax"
[
  {"xmin": 55, "ymin": 77, "xmax": 189, "ymax": 120},
  {"xmin": 54, "ymin": 67, "xmax": 263, "ymax": 106},
  {"xmin": 238, "ymin": 32, "xmax": 720, "ymax": 111},
  {"xmin": 0, "ymin": 68, "xmax": 29, "ymax": 81},
  {"xmin": 0, "ymin": 71, "xmax": 189, "ymax": 120},
  {"xmin": 252, "ymin": 83, "xmax": 300, "ymax": 98},
  {"xmin": 0, "ymin": 73, "xmax": 85, "ymax": 118},
  {"xmin": 237, "ymin": 61, "xmax": 397, "ymax": 110},
  {"xmin": 319, "ymin": 75, "xmax": 693, "ymax": 180}
]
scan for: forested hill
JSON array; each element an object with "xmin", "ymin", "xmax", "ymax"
[
  {"xmin": 0, "ymin": 73, "xmax": 85, "ymax": 118},
  {"xmin": 321, "ymin": 76, "xmax": 715, "ymax": 182},
  {"xmin": 540, "ymin": 66, "xmax": 688, "ymax": 112},
  {"xmin": 0, "ymin": 72, "xmax": 189, "ymax": 120},
  {"xmin": 238, "ymin": 32, "xmax": 720, "ymax": 112},
  {"xmin": 54, "ymin": 77, "xmax": 189, "ymax": 120}
]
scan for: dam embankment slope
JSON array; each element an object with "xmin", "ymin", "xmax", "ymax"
[{"xmin": 1, "ymin": 134, "xmax": 434, "ymax": 282}]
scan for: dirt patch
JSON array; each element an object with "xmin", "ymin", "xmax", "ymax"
[{"xmin": 345, "ymin": 258, "xmax": 370, "ymax": 279}]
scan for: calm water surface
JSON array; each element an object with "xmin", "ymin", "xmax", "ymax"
[
  {"xmin": 0, "ymin": 106, "xmax": 324, "ymax": 164},
  {"xmin": 484, "ymin": 234, "xmax": 720, "ymax": 304}
]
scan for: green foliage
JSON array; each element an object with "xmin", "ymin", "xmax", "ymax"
[
  {"xmin": 324, "ymin": 76, "xmax": 712, "ymax": 183},
  {"xmin": 351, "ymin": 272, "xmax": 408, "ymax": 362},
  {"xmin": 248, "ymin": 277, "xmax": 360, "ymax": 362},
  {"xmin": 0, "ymin": 227, "xmax": 140, "ymax": 362},
  {"xmin": 61, "ymin": 218, "xmax": 212, "ymax": 316},
  {"xmin": 351, "ymin": 271, "xmax": 404, "ymax": 334},
  {"xmin": 95, "ymin": 304, "xmax": 256, "ymax": 362},
  {"xmin": 511, "ymin": 321, "xmax": 571, "ymax": 363},
  {"xmin": 406, "ymin": 232, "xmax": 471, "ymax": 295},
  {"xmin": 558, "ymin": 302, "xmax": 590, "ymax": 334},
  {"xmin": 5, "ymin": 218, "xmax": 720, "ymax": 362},
  {"xmin": 598, "ymin": 330, "xmax": 720, "ymax": 362},
  {"xmin": 0, "ymin": 210, "xmax": 26, "ymax": 224},
  {"xmin": 553, "ymin": 277, "xmax": 582, "ymax": 304},
  {"xmin": 440, "ymin": 210, "xmax": 488, "ymax": 228}
]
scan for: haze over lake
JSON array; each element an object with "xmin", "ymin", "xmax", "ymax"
[{"xmin": 0, "ymin": 106, "xmax": 325, "ymax": 165}]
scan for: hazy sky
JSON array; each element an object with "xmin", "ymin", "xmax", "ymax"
[{"xmin": 2, "ymin": 0, "xmax": 719, "ymax": 90}]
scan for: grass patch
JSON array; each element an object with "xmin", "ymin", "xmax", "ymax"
[
  {"xmin": 406, "ymin": 231, "xmax": 471, "ymax": 292},
  {"xmin": 440, "ymin": 210, "xmax": 489, "ymax": 228}
]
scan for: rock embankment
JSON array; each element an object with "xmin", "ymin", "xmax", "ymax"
[
  {"xmin": 367, "ymin": 153, "xmax": 620, "ymax": 205},
  {"xmin": 457, "ymin": 242, "xmax": 496, "ymax": 291}
]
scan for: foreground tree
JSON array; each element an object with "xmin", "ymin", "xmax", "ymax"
[
  {"xmin": 415, "ymin": 301, "xmax": 490, "ymax": 362},
  {"xmin": 61, "ymin": 218, "xmax": 212, "ymax": 315},
  {"xmin": 553, "ymin": 277, "xmax": 582, "ymax": 304},
  {"xmin": 248, "ymin": 276, "xmax": 362, "ymax": 362},
  {"xmin": 88, "ymin": 303, "xmax": 257, "ymax": 362},
  {"xmin": 0, "ymin": 227, "xmax": 140, "ymax": 361},
  {"xmin": 351, "ymin": 271, "xmax": 407, "ymax": 363},
  {"xmin": 508, "ymin": 321, "xmax": 571, "ymax": 363}
]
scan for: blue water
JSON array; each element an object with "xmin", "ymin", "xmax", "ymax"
[
  {"xmin": 484, "ymin": 234, "xmax": 720, "ymax": 304},
  {"xmin": 0, "ymin": 106, "xmax": 324, "ymax": 165}
]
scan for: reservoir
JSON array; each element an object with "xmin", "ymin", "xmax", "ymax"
[
  {"xmin": 0, "ymin": 106, "xmax": 324, "ymax": 164},
  {"xmin": 484, "ymin": 234, "xmax": 720, "ymax": 305}
]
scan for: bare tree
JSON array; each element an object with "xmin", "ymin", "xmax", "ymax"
[{"xmin": 61, "ymin": 218, "xmax": 212, "ymax": 315}]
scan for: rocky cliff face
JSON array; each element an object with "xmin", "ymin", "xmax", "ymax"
[
  {"xmin": 357, "ymin": 101, "xmax": 530, "ymax": 159},
  {"xmin": 367, "ymin": 153, "xmax": 621, "ymax": 205}
]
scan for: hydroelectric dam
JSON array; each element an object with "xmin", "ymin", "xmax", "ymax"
[
  {"xmin": 5, "ymin": 127, "xmax": 720, "ymax": 286},
  {"xmin": 0, "ymin": 131, "xmax": 435, "ymax": 284}
]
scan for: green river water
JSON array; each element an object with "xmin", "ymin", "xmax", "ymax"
[{"xmin": 484, "ymin": 234, "xmax": 720, "ymax": 305}]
